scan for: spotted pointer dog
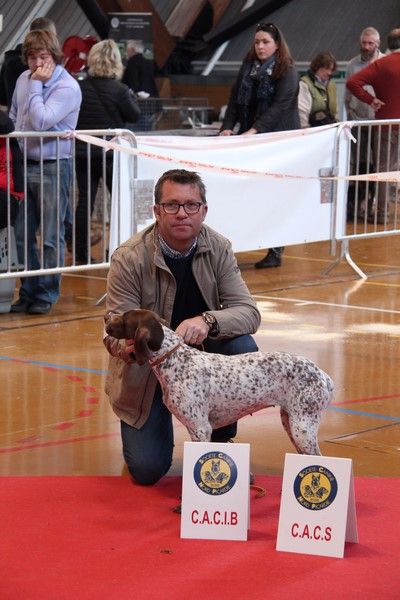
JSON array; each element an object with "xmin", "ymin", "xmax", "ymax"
[{"xmin": 105, "ymin": 309, "xmax": 334, "ymax": 455}]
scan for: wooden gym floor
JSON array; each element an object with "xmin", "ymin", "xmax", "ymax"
[{"xmin": 1, "ymin": 234, "xmax": 399, "ymax": 479}]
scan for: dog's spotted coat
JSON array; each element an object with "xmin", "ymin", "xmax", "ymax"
[{"xmin": 105, "ymin": 309, "xmax": 334, "ymax": 455}]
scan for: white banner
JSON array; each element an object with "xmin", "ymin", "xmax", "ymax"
[
  {"xmin": 76, "ymin": 125, "xmax": 350, "ymax": 253},
  {"xmin": 134, "ymin": 126, "xmax": 349, "ymax": 252}
]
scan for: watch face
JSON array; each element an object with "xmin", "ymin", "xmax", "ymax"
[
  {"xmin": 203, "ymin": 313, "xmax": 214, "ymax": 327},
  {"xmin": 203, "ymin": 312, "xmax": 218, "ymax": 335}
]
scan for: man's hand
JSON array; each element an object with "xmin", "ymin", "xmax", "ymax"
[
  {"xmin": 219, "ymin": 129, "xmax": 234, "ymax": 136},
  {"xmin": 241, "ymin": 127, "xmax": 257, "ymax": 136},
  {"xmin": 31, "ymin": 60, "xmax": 55, "ymax": 83},
  {"xmin": 371, "ymin": 97, "xmax": 385, "ymax": 112},
  {"xmin": 175, "ymin": 316, "xmax": 209, "ymax": 346},
  {"xmin": 118, "ymin": 339, "xmax": 136, "ymax": 363}
]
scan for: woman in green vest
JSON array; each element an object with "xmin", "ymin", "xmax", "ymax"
[{"xmin": 298, "ymin": 52, "xmax": 338, "ymax": 128}]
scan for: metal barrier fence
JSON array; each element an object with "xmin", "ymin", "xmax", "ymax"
[
  {"xmin": 1, "ymin": 120, "xmax": 399, "ymax": 304},
  {"xmin": 137, "ymin": 96, "xmax": 219, "ymax": 135},
  {"xmin": 0, "ymin": 129, "xmax": 137, "ymax": 292},
  {"xmin": 325, "ymin": 119, "xmax": 400, "ymax": 279}
]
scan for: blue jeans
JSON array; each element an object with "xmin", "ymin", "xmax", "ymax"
[
  {"xmin": 121, "ymin": 334, "xmax": 259, "ymax": 485},
  {"xmin": 14, "ymin": 159, "xmax": 72, "ymax": 304}
]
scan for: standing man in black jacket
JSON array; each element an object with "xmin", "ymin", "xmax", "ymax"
[{"xmin": 122, "ymin": 39, "xmax": 160, "ymax": 131}]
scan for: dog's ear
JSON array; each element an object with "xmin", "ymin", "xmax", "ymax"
[
  {"xmin": 144, "ymin": 313, "xmax": 164, "ymax": 351},
  {"xmin": 134, "ymin": 326, "xmax": 152, "ymax": 365},
  {"xmin": 122, "ymin": 310, "xmax": 141, "ymax": 340},
  {"xmin": 133, "ymin": 313, "xmax": 164, "ymax": 365}
]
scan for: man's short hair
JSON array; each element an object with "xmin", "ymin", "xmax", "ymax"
[
  {"xmin": 360, "ymin": 27, "xmax": 380, "ymax": 42},
  {"xmin": 154, "ymin": 169, "xmax": 207, "ymax": 204},
  {"xmin": 126, "ymin": 39, "xmax": 144, "ymax": 55},
  {"xmin": 22, "ymin": 30, "xmax": 63, "ymax": 65},
  {"xmin": 387, "ymin": 28, "xmax": 400, "ymax": 51},
  {"xmin": 30, "ymin": 17, "xmax": 57, "ymax": 34}
]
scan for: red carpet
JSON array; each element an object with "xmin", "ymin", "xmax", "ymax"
[{"xmin": 1, "ymin": 475, "xmax": 399, "ymax": 600}]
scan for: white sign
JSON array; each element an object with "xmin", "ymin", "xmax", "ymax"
[
  {"xmin": 276, "ymin": 454, "xmax": 358, "ymax": 558},
  {"xmin": 134, "ymin": 126, "xmax": 348, "ymax": 252},
  {"xmin": 181, "ymin": 441, "xmax": 250, "ymax": 541}
]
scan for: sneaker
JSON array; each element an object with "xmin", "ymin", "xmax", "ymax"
[
  {"xmin": 27, "ymin": 300, "xmax": 52, "ymax": 315},
  {"xmin": 10, "ymin": 299, "xmax": 31, "ymax": 313}
]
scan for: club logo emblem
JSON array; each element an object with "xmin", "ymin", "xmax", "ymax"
[
  {"xmin": 193, "ymin": 451, "xmax": 237, "ymax": 495},
  {"xmin": 293, "ymin": 465, "xmax": 338, "ymax": 510}
]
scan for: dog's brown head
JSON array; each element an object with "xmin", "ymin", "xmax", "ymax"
[{"xmin": 104, "ymin": 309, "xmax": 164, "ymax": 365}]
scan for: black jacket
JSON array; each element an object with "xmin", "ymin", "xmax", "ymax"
[
  {"xmin": 76, "ymin": 76, "xmax": 140, "ymax": 156},
  {"xmin": 77, "ymin": 76, "xmax": 140, "ymax": 130},
  {"xmin": 222, "ymin": 61, "xmax": 300, "ymax": 134},
  {"xmin": 0, "ymin": 45, "xmax": 25, "ymax": 110},
  {"xmin": 122, "ymin": 54, "xmax": 159, "ymax": 97}
]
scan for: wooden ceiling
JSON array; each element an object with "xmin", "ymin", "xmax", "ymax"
[{"xmin": 94, "ymin": 0, "xmax": 231, "ymax": 68}]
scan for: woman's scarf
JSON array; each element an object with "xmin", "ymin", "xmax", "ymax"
[{"xmin": 237, "ymin": 55, "xmax": 276, "ymax": 107}]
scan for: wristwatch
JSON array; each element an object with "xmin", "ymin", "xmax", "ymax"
[{"xmin": 202, "ymin": 312, "xmax": 219, "ymax": 337}]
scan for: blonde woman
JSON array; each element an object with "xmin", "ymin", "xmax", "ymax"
[{"xmin": 74, "ymin": 39, "xmax": 140, "ymax": 263}]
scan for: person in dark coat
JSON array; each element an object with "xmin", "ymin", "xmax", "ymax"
[
  {"xmin": 0, "ymin": 45, "xmax": 25, "ymax": 111},
  {"xmin": 74, "ymin": 39, "xmax": 140, "ymax": 263},
  {"xmin": 122, "ymin": 39, "xmax": 160, "ymax": 131},
  {"xmin": 220, "ymin": 22, "xmax": 300, "ymax": 269},
  {"xmin": 0, "ymin": 110, "xmax": 24, "ymax": 228}
]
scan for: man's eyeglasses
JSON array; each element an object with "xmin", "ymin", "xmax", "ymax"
[{"xmin": 159, "ymin": 202, "xmax": 204, "ymax": 215}]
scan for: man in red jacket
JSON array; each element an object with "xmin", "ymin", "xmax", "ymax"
[{"xmin": 346, "ymin": 28, "xmax": 400, "ymax": 224}]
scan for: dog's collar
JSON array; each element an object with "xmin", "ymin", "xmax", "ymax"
[{"xmin": 149, "ymin": 342, "xmax": 181, "ymax": 367}]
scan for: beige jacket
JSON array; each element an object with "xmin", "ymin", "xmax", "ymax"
[{"xmin": 104, "ymin": 223, "xmax": 261, "ymax": 427}]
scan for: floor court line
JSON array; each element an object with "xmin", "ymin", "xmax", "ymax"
[
  {"xmin": 329, "ymin": 421, "xmax": 399, "ymax": 440},
  {"xmin": 333, "ymin": 393, "xmax": 400, "ymax": 405},
  {"xmin": 0, "ymin": 432, "xmax": 120, "ymax": 454},
  {"xmin": 255, "ymin": 294, "xmax": 400, "ymax": 314},
  {"xmin": 328, "ymin": 405, "xmax": 400, "ymax": 421},
  {"xmin": 1, "ymin": 358, "xmax": 398, "ymax": 423},
  {"xmin": 0, "ymin": 356, "xmax": 107, "ymax": 375}
]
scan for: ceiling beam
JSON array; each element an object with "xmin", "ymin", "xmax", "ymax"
[{"xmin": 204, "ymin": 0, "xmax": 293, "ymax": 47}]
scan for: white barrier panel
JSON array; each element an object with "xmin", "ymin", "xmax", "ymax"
[
  {"xmin": 276, "ymin": 453, "xmax": 358, "ymax": 558},
  {"xmin": 181, "ymin": 441, "xmax": 250, "ymax": 541},
  {"xmin": 134, "ymin": 127, "xmax": 349, "ymax": 252},
  {"xmin": 110, "ymin": 137, "xmax": 135, "ymax": 255}
]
